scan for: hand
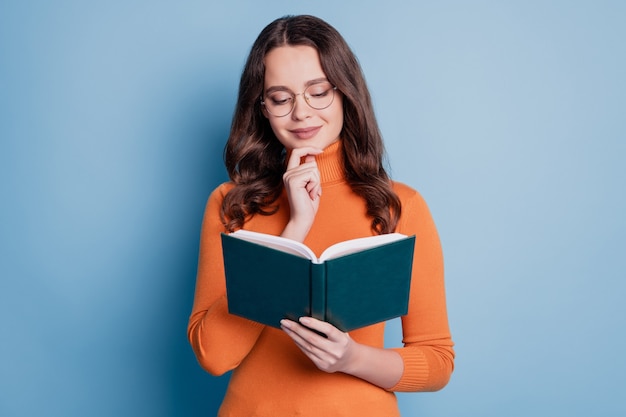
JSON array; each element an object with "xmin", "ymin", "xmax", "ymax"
[
  {"xmin": 281, "ymin": 317, "xmax": 405, "ymax": 389},
  {"xmin": 281, "ymin": 147, "xmax": 324, "ymax": 242},
  {"xmin": 280, "ymin": 317, "xmax": 356, "ymax": 374}
]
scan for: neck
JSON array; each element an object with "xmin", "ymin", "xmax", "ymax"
[{"xmin": 314, "ymin": 141, "xmax": 344, "ymax": 184}]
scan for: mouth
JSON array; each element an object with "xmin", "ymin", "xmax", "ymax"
[{"xmin": 290, "ymin": 126, "xmax": 322, "ymax": 139}]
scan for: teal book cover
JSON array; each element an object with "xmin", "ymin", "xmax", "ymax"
[{"xmin": 221, "ymin": 231, "xmax": 415, "ymax": 332}]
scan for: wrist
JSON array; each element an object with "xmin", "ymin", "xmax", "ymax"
[
  {"xmin": 341, "ymin": 342, "xmax": 404, "ymax": 389},
  {"xmin": 281, "ymin": 220, "xmax": 312, "ymax": 242},
  {"xmin": 332, "ymin": 336, "xmax": 359, "ymax": 376}
]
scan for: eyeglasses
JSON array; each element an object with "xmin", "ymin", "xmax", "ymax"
[{"xmin": 261, "ymin": 82, "xmax": 337, "ymax": 117}]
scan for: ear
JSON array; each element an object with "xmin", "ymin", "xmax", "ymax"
[{"xmin": 259, "ymin": 97, "xmax": 269, "ymax": 118}]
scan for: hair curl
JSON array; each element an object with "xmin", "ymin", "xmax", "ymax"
[{"xmin": 221, "ymin": 15, "xmax": 401, "ymax": 234}]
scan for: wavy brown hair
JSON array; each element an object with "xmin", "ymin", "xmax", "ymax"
[{"xmin": 221, "ymin": 15, "xmax": 401, "ymax": 234}]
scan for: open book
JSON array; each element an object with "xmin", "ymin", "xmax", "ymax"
[{"xmin": 221, "ymin": 230, "xmax": 415, "ymax": 332}]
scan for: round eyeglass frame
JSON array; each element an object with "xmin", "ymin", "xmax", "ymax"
[{"xmin": 260, "ymin": 84, "xmax": 338, "ymax": 117}]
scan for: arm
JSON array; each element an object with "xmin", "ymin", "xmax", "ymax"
[
  {"xmin": 281, "ymin": 186, "xmax": 454, "ymax": 391},
  {"xmin": 277, "ymin": 146, "xmax": 409, "ymax": 385},
  {"xmin": 187, "ymin": 184, "xmax": 265, "ymax": 376},
  {"xmin": 387, "ymin": 186, "xmax": 455, "ymax": 391},
  {"xmin": 189, "ymin": 146, "xmax": 323, "ymax": 375}
]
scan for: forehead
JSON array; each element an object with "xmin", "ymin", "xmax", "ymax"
[{"xmin": 263, "ymin": 45, "xmax": 326, "ymax": 88}]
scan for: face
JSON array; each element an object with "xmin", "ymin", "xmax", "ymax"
[{"xmin": 262, "ymin": 45, "xmax": 343, "ymax": 151}]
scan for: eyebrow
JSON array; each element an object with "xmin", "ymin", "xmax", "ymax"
[{"xmin": 264, "ymin": 77, "xmax": 329, "ymax": 94}]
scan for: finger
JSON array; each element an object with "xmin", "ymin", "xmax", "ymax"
[
  {"xmin": 281, "ymin": 320, "xmax": 316, "ymax": 350},
  {"xmin": 301, "ymin": 156, "xmax": 322, "ymax": 200},
  {"xmin": 284, "ymin": 161, "xmax": 321, "ymax": 201},
  {"xmin": 307, "ymin": 188, "xmax": 320, "ymax": 201},
  {"xmin": 281, "ymin": 320, "xmax": 329, "ymax": 359},
  {"xmin": 286, "ymin": 147, "xmax": 323, "ymax": 170},
  {"xmin": 284, "ymin": 168, "xmax": 320, "ymax": 193},
  {"xmin": 299, "ymin": 317, "xmax": 343, "ymax": 341},
  {"xmin": 289, "ymin": 335, "xmax": 328, "ymax": 365},
  {"xmin": 281, "ymin": 319, "xmax": 329, "ymax": 345},
  {"xmin": 308, "ymin": 185, "xmax": 322, "ymax": 201},
  {"xmin": 304, "ymin": 175, "xmax": 318, "ymax": 190}
]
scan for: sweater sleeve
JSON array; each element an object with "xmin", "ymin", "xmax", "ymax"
[
  {"xmin": 387, "ymin": 185, "xmax": 455, "ymax": 392},
  {"xmin": 187, "ymin": 183, "xmax": 265, "ymax": 376}
]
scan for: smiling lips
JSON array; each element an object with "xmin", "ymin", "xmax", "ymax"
[{"xmin": 290, "ymin": 126, "xmax": 322, "ymax": 139}]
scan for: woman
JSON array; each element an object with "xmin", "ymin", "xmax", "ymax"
[{"xmin": 188, "ymin": 15, "xmax": 454, "ymax": 416}]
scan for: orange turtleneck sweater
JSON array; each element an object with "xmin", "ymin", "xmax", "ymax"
[{"xmin": 188, "ymin": 141, "xmax": 454, "ymax": 416}]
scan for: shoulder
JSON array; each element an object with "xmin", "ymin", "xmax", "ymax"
[
  {"xmin": 212, "ymin": 181, "xmax": 235, "ymax": 196},
  {"xmin": 208, "ymin": 182, "xmax": 235, "ymax": 202},
  {"xmin": 392, "ymin": 181, "xmax": 428, "ymax": 208},
  {"xmin": 391, "ymin": 181, "xmax": 437, "ymax": 233},
  {"xmin": 199, "ymin": 182, "xmax": 236, "ymax": 233},
  {"xmin": 203, "ymin": 182, "xmax": 235, "ymax": 214}
]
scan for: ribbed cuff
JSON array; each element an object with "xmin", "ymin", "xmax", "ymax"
[{"xmin": 387, "ymin": 347, "xmax": 429, "ymax": 392}]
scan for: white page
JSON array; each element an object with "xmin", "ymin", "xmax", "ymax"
[
  {"xmin": 319, "ymin": 233, "xmax": 408, "ymax": 262},
  {"xmin": 229, "ymin": 229, "xmax": 317, "ymax": 261},
  {"xmin": 230, "ymin": 230, "xmax": 408, "ymax": 264}
]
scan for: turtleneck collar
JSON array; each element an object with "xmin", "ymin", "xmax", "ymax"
[{"xmin": 314, "ymin": 140, "xmax": 344, "ymax": 184}]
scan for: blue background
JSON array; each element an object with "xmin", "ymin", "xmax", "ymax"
[{"xmin": 1, "ymin": 1, "xmax": 624, "ymax": 416}]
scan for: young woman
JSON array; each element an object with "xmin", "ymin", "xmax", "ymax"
[{"xmin": 188, "ymin": 15, "xmax": 454, "ymax": 416}]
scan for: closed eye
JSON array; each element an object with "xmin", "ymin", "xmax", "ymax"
[
  {"xmin": 306, "ymin": 83, "xmax": 333, "ymax": 98},
  {"xmin": 268, "ymin": 93, "xmax": 293, "ymax": 105}
]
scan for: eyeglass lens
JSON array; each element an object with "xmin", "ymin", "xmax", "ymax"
[{"xmin": 263, "ymin": 82, "xmax": 335, "ymax": 117}]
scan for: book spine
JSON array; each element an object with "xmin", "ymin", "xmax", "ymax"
[{"xmin": 310, "ymin": 263, "xmax": 326, "ymax": 321}]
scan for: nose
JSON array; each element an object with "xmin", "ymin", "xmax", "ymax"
[{"xmin": 291, "ymin": 93, "xmax": 312, "ymax": 120}]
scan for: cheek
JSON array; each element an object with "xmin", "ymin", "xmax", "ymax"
[
  {"xmin": 266, "ymin": 118, "xmax": 290, "ymax": 144},
  {"xmin": 331, "ymin": 97, "xmax": 344, "ymax": 127},
  {"xmin": 267, "ymin": 117, "xmax": 284, "ymax": 135},
  {"xmin": 328, "ymin": 104, "xmax": 344, "ymax": 133},
  {"xmin": 336, "ymin": 111, "xmax": 344, "ymax": 129}
]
